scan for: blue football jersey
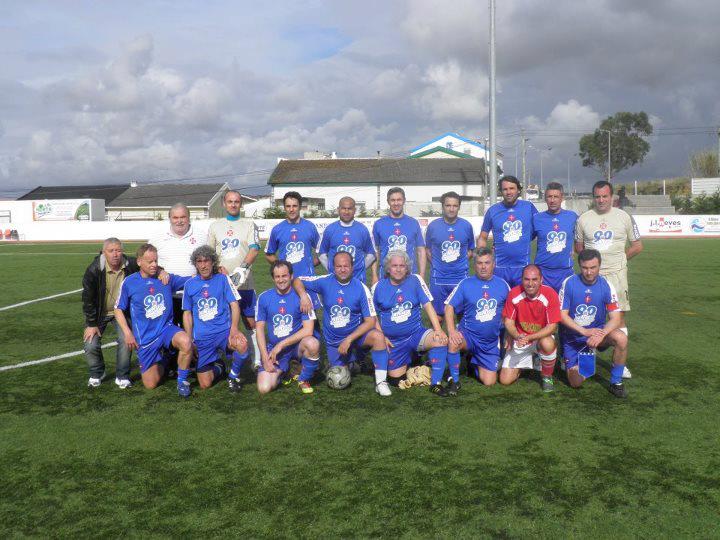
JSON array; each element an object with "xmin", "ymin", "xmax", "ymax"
[
  {"xmin": 372, "ymin": 215, "xmax": 425, "ymax": 273},
  {"xmin": 481, "ymin": 200, "xmax": 538, "ymax": 267},
  {"xmin": 425, "ymin": 217, "xmax": 475, "ymax": 284},
  {"xmin": 300, "ymin": 274, "xmax": 375, "ymax": 345},
  {"xmin": 559, "ymin": 274, "xmax": 620, "ymax": 345},
  {"xmin": 115, "ymin": 272, "xmax": 189, "ymax": 346},
  {"xmin": 318, "ymin": 220, "xmax": 375, "ymax": 282},
  {"xmin": 533, "ymin": 209, "xmax": 578, "ymax": 270},
  {"xmin": 372, "ymin": 274, "xmax": 432, "ymax": 340},
  {"xmin": 265, "ymin": 218, "xmax": 320, "ymax": 277},
  {"xmin": 181, "ymin": 273, "xmax": 240, "ymax": 340},
  {"xmin": 255, "ymin": 288, "xmax": 312, "ymax": 347},
  {"xmin": 446, "ymin": 275, "xmax": 510, "ymax": 342}
]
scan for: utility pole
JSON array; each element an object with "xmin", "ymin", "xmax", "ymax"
[
  {"xmin": 521, "ymin": 128, "xmax": 527, "ymax": 185},
  {"xmin": 608, "ymin": 130, "xmax": 611, "ymax": 183},
  {"xmin": 488, "ymin": 0, "xmax": 497, "ymax": 203}
]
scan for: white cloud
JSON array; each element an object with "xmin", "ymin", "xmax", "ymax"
[{"xmin": 416, "ymin": 60, "xmax": 488, "ymax": 121}]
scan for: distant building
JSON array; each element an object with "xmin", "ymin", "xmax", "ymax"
[
  {"xmin": 410, "ymin": 132, "xmax": 504, "ymax": 171},
  {"xmin": 268, "ymin": 157, "xmax": 486, "ymax": 214},
  {"xmin": 17, "ymin": 183, "xmax": 248, "ymax": 221}
]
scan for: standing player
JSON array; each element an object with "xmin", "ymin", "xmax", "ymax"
[
  {"xmin": 500, "ymin": 265, "xmax": 560, "ymax": 392},
  {"xmin": 293, "ymin": 251, "xmax": 392, "ymax": 397},
  {"xmin": 371, "ymin": 187, "xmax": 426, "ymax": 284},
  {"xmin": 424, "ymin": 191, "xmax": 475, "ymax": 316},
  {"xmin": 318, "ymin": 197, "xmax": 376, "ymax": 283},
  {"xmin": 255, "ymin": 261, "xmax": 321, "ymax": 395},
  {"xmin": 559, "ymin": 249, "xmax": 629, "ymax": 398},
  {"xmin": 533, "ymin": 182, "xmax": 578, "ymax": 292},
  {"xmin": 207, "ymin": 190, "xmax": 262, "ymax": 367},
  {"xmin": 478, "ymin": 175, "xmax": 538, "ymax": 287},
  {"xmin": 265, "ymin": 191, "xmax": 321, "ymax": 306},
  {"xmin": 574, "ymin": 180, "xmax": 643, "ymax": 378},
  {"xmin": 445, "ymin": 248, "xmax": 510, "ymax": 386},
  {"xmin": 114, "ymin": 244, "xmax": 195, "ymax": 397},
  {"xmin": 182, "ymin": 245, "xmax": 249, "ymax": 391},
  {"xmin": 372, "ymin": 251, "xmax": 450, "ymax": 396}
]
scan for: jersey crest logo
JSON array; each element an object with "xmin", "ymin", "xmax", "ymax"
[
  {"xmin": 329, "ymin": 305, "xmax": 351, "ymax": 328},
  {"xmin": 285, "ymin": 241, "xmax": 305, "ymax": 264},
  {"xmin": 475, "ymin": 297, "xmax": 498, "ymax": 322},
  {"xmin": 592, "ymin": 229, "xmax": 613, "ymax": 250},
  {"xmin": 272, "ymin": 313, "xmax": 294, "ymax": 337},
  {"xmin": 546, "ymin": 231, "xmax": 567, "ymax": 254},
  {"xmin": 390, "ymin": 301, "xmax": 413, "ymax": 324},
  {"xmin": 387, "ymin": 234, "xmax": 408, "ymax": 251},
  {"xmin": 441, "ymin": 240, "xmax": 461, "ymax": 262},
  {"xmin": 143, "ymin": 293, "xmax": 166, "ymax": 319},
  {"xmin": 197, "ymin": 297, "xmax": 219, "ymax": 322},
  {"xmin": 502, "ymin": 219, "xmax": 523, "ymax": 243},
  {"xmin": 574, "ymin": 304, "xmax": 597, "ymax": 326}
]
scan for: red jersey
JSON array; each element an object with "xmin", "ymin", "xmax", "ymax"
[{"xmin": 502, "ymin": 284, "xmax": 561, "ymax": 336}]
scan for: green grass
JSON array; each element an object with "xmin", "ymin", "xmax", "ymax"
[{"xmin": 1, "ymin": 240, "xmax": 719, "ymax": 538}]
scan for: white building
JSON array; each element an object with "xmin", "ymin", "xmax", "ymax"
[
  {"xmin": 410, "ymin": 132, "xmax": 504, "ymax": 172},
  {"xmin": 268, "ymin": 157, "xmax": 487, "ymax": 215}
]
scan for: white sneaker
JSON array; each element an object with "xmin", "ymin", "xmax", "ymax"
[
  {"xmin": 115, "ymin": 377, "xmax": 132, "ymax": 389},
  {"xmin": 252, "ymin": 357, "xmax": 261, "ymax": 372},
  {"xmin": 375, "ymin": 381, "xmax": 392, "ymax": 397},
  {"xmin": 622, "ymin": 366, "xmax": 632, "ymax": 379},
  {"xmin": 87, "ymin": 372, "xmax": 105, "ymax": 387}
]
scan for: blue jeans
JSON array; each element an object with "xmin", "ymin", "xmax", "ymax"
[{"xmin": 84, "ymin": 315, "xmax": 131, "ymax": 379}]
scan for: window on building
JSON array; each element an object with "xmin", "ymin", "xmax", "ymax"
[{"xmin": 446, "ymin": 141, "xmax": 453, "ymax": 149}]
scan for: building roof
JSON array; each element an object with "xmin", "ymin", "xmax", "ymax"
[
  {"xmin": 108, "ymin": 183, "xmax": 228, "ymax": 207},
  {"xmin": 408, "ymin": 146, "xmax": 476, "ymax": 159},
  {"xmin": 268, "ymin": 158, "xmax": 486, "ymax": 186},
  {"xmin": 409, "ymin": 132, "xmax": 487, "ymax": 154},
  {"xmin": 17, "ymin": 184, "xmax": 128, "ymax": 204}
]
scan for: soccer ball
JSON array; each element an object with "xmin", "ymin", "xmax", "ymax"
[{"xmin": 326, "ymin": 366, "xmax": 351, "ymax": 390}]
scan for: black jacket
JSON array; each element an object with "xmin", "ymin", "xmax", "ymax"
[{"xmin": 82, "ymin": 253, "xmax": 139, "ymax": 327}]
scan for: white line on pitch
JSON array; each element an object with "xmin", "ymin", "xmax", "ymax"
[
  {"xmin": 0, "ymin": 342, "xmax": 118, "ymax": 372},
  {"xmin": 0, "ymin": 288, "xmax": 83, "ymax": 311}
]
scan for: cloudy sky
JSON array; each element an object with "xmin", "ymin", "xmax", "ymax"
[{"xmin": 2, "ymin": 0, "xmax": 719, "ymax": 197}]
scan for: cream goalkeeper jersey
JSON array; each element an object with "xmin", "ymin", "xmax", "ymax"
[
  {"xmin": 207, "ymin": 218, "xmax": 260, "ymax": 290},
  {"xmin": 575, "ymin": 208, "xmax": 641, "ymax": 273}
]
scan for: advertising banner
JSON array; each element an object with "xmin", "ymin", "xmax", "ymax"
[{"xmin": 32, "ymin": 200, "xmax": 92, "ymax": 221}]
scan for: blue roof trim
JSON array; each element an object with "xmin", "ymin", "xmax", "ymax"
[{"xmin": 409, "ymin": 132, "xmax": 487, "ymax": 153}]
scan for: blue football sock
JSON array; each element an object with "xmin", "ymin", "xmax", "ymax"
[
  {"xmin": 610, "ymin": 364, "xmax": 624, "ymax": 385},
  {"xmin": 299, "ymin": 357, "xmax": 320, "ymax": 382},
  {"xmin": 429, "ymin": 346, "xmax": 448, "ymax": 386},
  {"xmin": 230, "ymin": 351, "xmax": 248, "ymax": 378},
  {"xmin": 371, "ymin": 349, "xmax": 389, "ymax": 384},
  {"xmin": 212, "ymin": 362, "xmax": 224, "ymax": 379},
  {"xmin": 447, "ymin": 351, "xmax": 461, "ymax": 383},
  {"xmin": 177, "ymin": 368, "xmax": 191, "ymax": 383}
]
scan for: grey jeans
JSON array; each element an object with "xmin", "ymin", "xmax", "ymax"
[{"xmin": 84, "ymin": 315, "xmax": 131, "ymax": 379}]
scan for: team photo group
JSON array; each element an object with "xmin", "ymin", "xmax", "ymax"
[{"xmin": 82, "ymin": 175, "xmax": 642, "ymax": 400}]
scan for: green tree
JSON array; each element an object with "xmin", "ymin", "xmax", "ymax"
[{"xmin": 578, "ymin": 111, "xmax": 653, "ymax": 179}]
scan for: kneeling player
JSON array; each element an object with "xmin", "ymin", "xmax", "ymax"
[
  {"xmin": 372, "ymin": 251, "xmax": 450, "ymax": 396},
  {"xmin": 445, "ymin": 248, "xmax": 510, "ymax": 386},
  {"xmin": 114, "ymin": 243, "xmax": 194, "ymax": 397},
  {"xmin": 182, "ymin": 245, "xmax": 249, "ymax": 391},
  {"xmin": 559, "ymin": 249, "xmax": 629, "ymax": 398},
  {"xmin": 500, "ymin": 264, "xmax": 560, "ymax": 392},
  {"xmin": 256, "ymin": 260, "xmax": 320, "ymax": 395},
  {"xmin": 294, "ymin": 251, "xmax": 392, "ymax": 397}
]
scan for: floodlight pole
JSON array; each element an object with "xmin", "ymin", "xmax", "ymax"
[{"xmin": 488, "ymin": 0, "xmax": 497, "ymax": 203}]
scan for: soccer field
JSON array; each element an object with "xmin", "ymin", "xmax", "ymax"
[{"xmin": 0, "ymin": 239, "xmax": 719, "ymax": 537}]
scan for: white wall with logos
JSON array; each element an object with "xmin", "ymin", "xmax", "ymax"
[{"xmin": 2, "ymin": 214, "xmax": 719, "ymax": 243}]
